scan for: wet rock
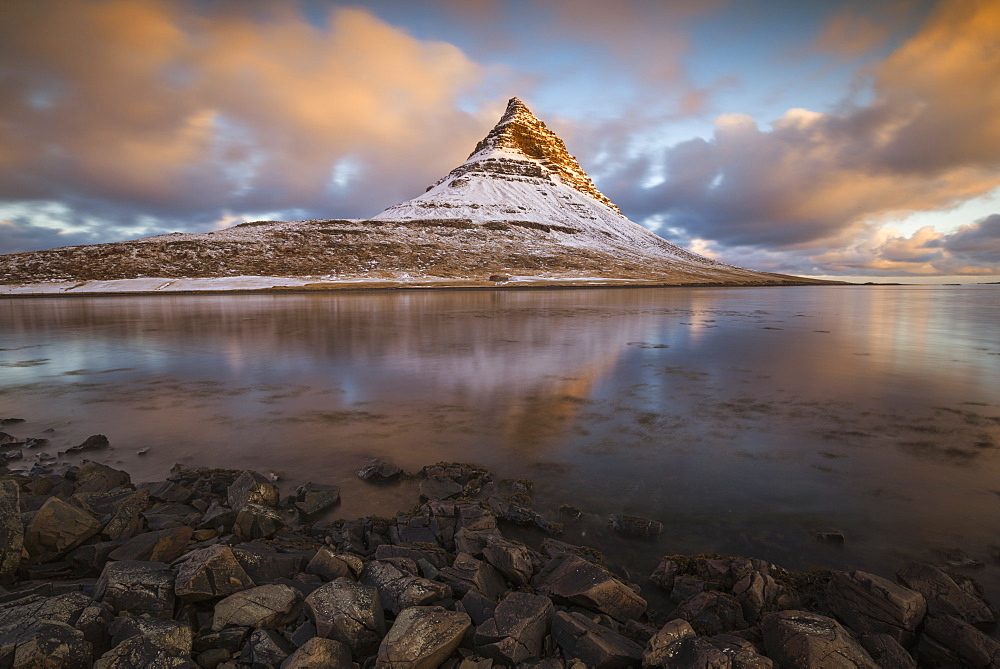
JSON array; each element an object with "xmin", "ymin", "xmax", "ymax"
[
  {"xmin": 672, "ymin": 590, "xmax": 748, "ymax": 636},
  {"xmin": 293, "ymin": 481, "xmax": 340, "ymax": 516},
  {"xmin": 227, "ymin": 470, "xmax": 279, "ymax": 511},
  {"xmin": 174, "ymin": 544, "xmax": 255, "ymax": 601},
  {"xmin": 642, "ymin": 619, "xmax": 696, "ymax": 667},
  {"xmin": 438, "ymin": 552, "xmax": 507, "ymax": 600},
  {"xmin": 357, "ymin": 461, "xmax": 402, "ymax": 482},
  {"xmin": 707, "ymin": 634, "xmax": 773, "ymax": 668},
  {"xmin": 608, "ymin": 514, "xmax": 663, "ymax": 538},
  {"xmin": 66, "ymin": 434, "xmax": 109, "ymax": 453},
  {"xmin": 141, "ymin": 480, "xmax": 194, "ymax": 504},
  {"xmin": 559, "ymin": 504, "xmax": 584, "ymax": 521},
  {"xmin": 361, "ymin": 559, "xmax": 453, "ymax": 614},
  {"xmin": 24, "ymin": 496, "xmax": 103, "ymax": 563},
  {"xmin": 0, "ymin": 591, "xmax": 113, "ymax": 655},
  {"xmin": 421, "ymin": 475, "xmax": 465, "ymax": 501},
  {"xmin": 240, "ymin": 628, "xmax": 292, "ymax": 667},
  {"xmin": 815, "ymin": 530, "xmax": 846, "ymax": 544},
  {"xmin": 108, "ymin": 525, "xmax": 193, "ymax": 562},
  {"xmin": 533, "ymin": 553, "xmax": 647, "ymax": 623},
  {"xmin": 374, "ymin": 544, "xmax": 451, "ymax": 569},
  {"xmin": 482, "ymin": 535, "xmax": 534, "ymax": 585},
  {"xmin": 306, "ymin": 547, "xmax": 356, "ymax": 581},
  {"xmin": 921, "ymin": 610, "xmax": 1000, "ymax": 668},
  {"xmin": 109, "ymin": 616, "xmax": 192, "ymax": 656},
  {"xmin": 1, "ymin": 450, "xmax": 21, "ymax": 462},
  {"xmin": 305, "ymin": 577, "xmax": 385, "ymax": 657},
  {"xmin": 825, "ymin": 570, "xmax": 926, "ymax": 646},
  {"xmin": 102, "ymin": 488, "xmax": 151, "ymax": 541},
  {"xmin": 896, "ymin": 561, "xmax": 996, "ymax": 627},
  {"xmin": 0, "ymin": 418, "xmax": 24, "ymax": 426},
  {"xmin": 474, "ymin": 592, "xmax": 553, "ymax": 664},
  {"xmin": 761, "ymin": 610, "xmax": 877, "ymax": 669},
  {"xmin": 0, "ymin": 620, "xmax": 93, "ymax": 668},
  {"xmin": 551, "ymin": 610, "xmax": 644, "ymax": 669},
  {"xmin": 454, "ymin": 526, "xmax": 503, "ymax": 556},
  {"xmin": 231, "ymin": 544, "xmax": 306, "ymax": 583},
  {"xmin": 212, "ymin": 583, "xmax": 302, "ymax": 631},
  {"xmin": 375, "ymin": 605, "xmax": 470, "ymax": 669},
  {"xmin": 95, "ymin": 560, "xmax": 176, "ymax": 619},
  {"xmin": 859, "ymin": 633, "xmax": 916, "ymax": 669},
  {"xmin": 0, "ymin": 432, "xmax": 16, "ymax": 445},
  {"xmin": 281, "ymin": 637, "xmax": 351, "ymax": 669},
  {"xmin": 74, "ymin": 460, "xmax": 131, "ymax": 493},
  {"xmin": 197, "ymin": 501, "xmax": 237, "ymax": 533},
  {"xmin": 541, "ymin": 538, "xmax": 605, "ymax": 565},
  {"xmin": 232, "ymin": 502, "xmax": 284, "ymax": 539},
  {"xmin": 143, "ymin": 502, "xmax": 201, "ymax": 531},
  {"xmin": 0, "ymin": 479, "xmax": 23, "ymax": 583}
]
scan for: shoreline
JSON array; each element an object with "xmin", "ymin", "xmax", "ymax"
[{"xmin": 2, "ymin": 433, "xmax": 998, "ymax": 666}]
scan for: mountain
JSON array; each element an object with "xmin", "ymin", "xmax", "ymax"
[{"xmin": 0, "ymin": 98, "xmax": 826, "ymax": 293}]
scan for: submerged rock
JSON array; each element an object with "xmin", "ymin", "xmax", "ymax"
[
  {"xmin": 608, "ymin": 514, "xmax": 663, "ymax": 538},
  {"xmin": 357, "ymin": 461, "xmax": 403, "ymax": 482},
  {"xmin": 66, "ymin": 434, "xmax": 110, "ymax": 453}
]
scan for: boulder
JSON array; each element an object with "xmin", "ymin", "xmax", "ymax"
[
  {"xmin": 239, "ymin": 628, "xmax": 292, "ymax": 667},
  {"xmin": 454, "ymin": 526, "xmax": 504, "ymax": 556},
  {"xmin": 360, "ymin": 559, "xmax": 452, "ymax": 614},
  {"xmin": 108, "ymin": 525, "xmax": 193, "ymax": 563},
  {"xmin": 0, "ymin": 620, "xmax": 93, "ymax": 669},
  {"xmin": 74, "ymin": 460, "xmax": 131, "ymax": 493},
  {"xmin": 67, "ymin": 434, "xmax": 109, "ymax": 453},
  {"xmin": 730, "ymin": 560, "xmax": 799, "ymax": 623},
  {"xmin": 374, "ymin": 544, "xmax": 451, "ymax": 570},
  {"xmin": 212, "ymin": 584, "xmax": 302, "ymax": 631},
  {"xmin": 357, "ymin": 461, "xmax": 403, "ymax": 482},
  {"xmin": 420, "ymin": 475, "xmax": 465, "ymax": 501},
  {"xmin": 109, "ymin": 616, "xmax": 193, "ymax": 656},
  {"xmin": 532, "ymin": 553, "xmax": 647, "ymax": 623},
  {"xmin": 293, "ymin": 482, "xmax": 341, "ymax": 516},
  {"xmin": 825, "ymin": 570, "xmax": 926, "ymax": 646},
  {"xmin": 761, "ymin": 610, "xmax": 877, "ymax": 669},
  {"xmin": 671, "ymin": 591, "xmax": 748, "ymax": 635},
  {"xmin": 859, "ymin": 634, "xmax": 916, "ymax": 669},
  {"xmin": 232, "ymin": 502, "xmax": 284, "ymax": 539},
  {"xmin": 707, "ymin": 634, "xmax": 773, "ymax": 668},
  {"xmin": 174, "ymin": 544, "xmax": 255, "ymax": 601},
  {"xmin": 0, "ymin": 591, "xmax": 113, "ymax": 651},
  {"xmin": 482, "ymin": 535, "xmax": 535, "ymax": 585},
  {"xmin": 192, "ymin": 627, "xmax": 249, "ymax": 655},
  {"xmin": 95, "ymin": 560, "xmax": 176, "ymax": 619},
  {"xmin": 0, "ymin": 479, "xmax": 23, "ymax": 583},
  {"xmin": 23, "ymin": 496, "xmax": 103, "ymax": 563},
  {"xmin": 608, "ymin": 514, "xmax": 663, "ymax": 538},
  {"xmin": 197, "ymin": 501, "xmax": 237, "ymax": 533},
  {"xmin": 551, "ymin": 610, "xmax": 644, "ymax": 669},
  {"xmin": 305, "ymin": 547, "xmax": 356, "ymax": 581},
  {"xmin": 458, "ymin": 589, "xmax": 498, "ymax": 626},
  {"xmin": 305, "ymin": 578, "xmax": 385, "ymax": 657},
  {"xmin": 438, "ymin": 552, "xmax": 507, "ymax": 600},
  {"xmin": 473, "ymin": 592, "xmax": 553, "ymax": 664},
  {"xmin": 642, "ymin": 619, "xmax": 696, "ymax": 667},
  {"xmin": 140, "ymin": 480, "xmax": 194, "ymax": 504},
  {"xmin": 231, "ymin": 544, "xmax": 307, "ymax": 583},
  {"xmin": 102, "ymin": 488, "xmax": 151, "ymax": 541},
  {"xmin": 921, "ymin": 610, "xmax": 1000, "ymax": 668},
  {"xmin": 896, "ymin": 561, "xmax": 996, "ymax": 627},
  {"xmin": 281, "ymin": 637, "xmax": 352, "ymax": 669},
  {"xmin": 227, "ymin": 470, "xmax": 279, "ymax": 511},
  {"xmin": 375, "ymin": 606, "xmax": 471, "ymax": 669}
]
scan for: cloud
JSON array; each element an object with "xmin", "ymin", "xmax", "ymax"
[{"xmin": 614, "ymin": 0, "xmax": 1000, "ymax": 264}]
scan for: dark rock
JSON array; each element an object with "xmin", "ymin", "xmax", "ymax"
[
  {"xmin": 195, "ymin": 647, "xmax": 230, "ymax": 668},
  {"xmin": 232, "ymin": 502, "xmax": 284, "ymax": 539},
  {"xmin": 825, "ymin": 570, "xmax": 926, "ymax": 646},
  {"xmin": 474, "ymin": 592, "xmax": 553, "ymax": 664},
  {"xmin": 670, "ymin": 576, "xmax": 708, "ymax": 603},
  {"xmin": 551, "ymin": 610, "xmax": 644, "ymax": 669},
  {"xmin": 374, "ymin": 544, "xmax": 452, "ymax": 569},
  {"xmin": 0, "ymin": 620, "xmax": 93, "ymax": 668},
  {"xmin": 288, "ymin": 620, "xmax": 316, "ymax": 648},
  {"xmin": 533, "ymin": 515, "xmax": 564, "ymax": 535},
  {"xmin": 231, "ymin": 544, "xmax": 306, "ymax": 583},
  {"xmin": 729, "ymin": 559, "xmax": 800, "ymax": 624},
  {"xmin": 458, "ymin": 589, "xmax": 499, "ymax": 626},
  {"xmin": 305, "ymin": 547, "xmax": 355, "ymax": 581},
  {"xmin": 109, "ymin": 616, "xmax": 193, "ymax": 655},
  {"xmin": 360, "ymin": 559, "xmax": 453, "ymax": 615},
  {"xmin": 897, "ymin": 561, "xmax": 996, "ymax": 627},
  {"xmin": 707, "ymin": 634, "xmax": 773, "ymax": 669},
  {"xmin": 375, "ymin": 605, "xmax": 471, "ymax": 669},
  {"xmin": 305, "ymin": 577, "xmax": 385, "ymax": 657},
  {"xmin": 95, "ymin": 560, "xmax": 176, "ymax": 619},
  {"xmin": 67, "ymin": 541, "xmax": 126, "ymax": 579},
  {"xmin": 293, "ymin": 481, "xmax": 341, "ymax": 516},
  {"xmin": 193, "ymin": 627, "xmax": 250, "ymax": 655},
  {"xmin": 642, "ymin": 618, "xmax": 696, "ymax": 667},
  {"xmin": 0, "ymin": 418, "xmax": 24, "ymax": 426},
  {"xmin": 921, "ymin": 610, "xmax": 1000, "ymax": 668},
  {"xmin": 357, "ymin": 461, "xmax": 403, "ymax": 482},
  {"xmin": 143, "ymin": 502, "xmax": 201, "ymax": 531},
  {"xmin": 761, "ymin": 610, "xmax": 877, "ymax": 669},
  {"xmin": 23, "ymin": 496, "xmax": 103, "ymax": 563},
  {"xmin": 0, "ymin": 479, "xmax": 23, "ymax": 583},
  {"xmin": 24, "ymin": 437, "xmax": 49, "ymax": 449},
  {"xmin": 108, "ymin": 525, "xmax": 193, "ymax": 562},
  {"xmin": 482, "ymin": 535, "xmax": 534, "ymax": 585},
  {"xmin": 281, "ymin": 637, "xmax": 351, "ymax": 668},
  {"xmin": 197, "ymin": 501, "xmax": 237, "ymax": 533},
  {"xmin": 438, "ymin": 552, "xmax": 507, "ymax": 600},
  {"xmin": 102, "ymin": 488, "xmax": 151, "ymax": 541},
  {"xmin": 815, "ymin": 530, "xmax": 846, "ymax": 544},
  {"xmin": 0, "ymin": 591, "xmax": 113, "ymax": 655},
  {"xmin": 141, "ymin": 480, "xmax": 194, "ymax": 504},
  {"xmin": 0, "ymin": 450, "xmax": 21, "ymax": 462},
  {"xmin": 421, "ymin": 475, "xmax": 465, "ymax": 500},
  {"xmin": 559, "ymin": 504, "xmax": 584, "ymax": 521},
  {"xmin": 227, "ymin": 470, "xmax": 279, "ymax": 511},
  {"xmin": 240, "ymin": 628, "xmax": 292, "ymax": 667},
  {"xmin": 454, "ymin": 526, "xmax": 503, "ymax": 557},
  {"xmin": 608, "ymin": 514, "xmax": 663, "ymax": 538},
  {"xmin": 671, "ymin": 591, "xmax": 748, "ymax": 636},
  {"xmin": 212, "ymin": 584, "xmax": 302, "ymax": 631},
  {"xmin": 74, "ymin": 460, "xmax": 131, "ymax": 493},
  {"xmin": 541, "ymin": 538, "xmax": 605, "ymax": 565},
  {"xmin": 67, "ymin": 434, "xmax": 110, "ymax": 453},
  {"xmin": 859, "ymin": 633, "xmax": 916, "ymax": 668},
  {"xmin": 532, "ymin": 553, "xmax": 646, "ymax": 623},
  {"xmin": 488, "ymin": 275, "xmax": 509, "ymax": 282},
  {"xmin": 175, "ymin": 544, "xmax": 255, "ymax": 601}
]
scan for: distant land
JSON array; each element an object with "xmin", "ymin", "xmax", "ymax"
[{"xmin": 0, "ymin": 98, "xmax": 837, "ymax": 295}]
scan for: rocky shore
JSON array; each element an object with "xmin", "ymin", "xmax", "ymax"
[{"xmin": 1, "ymin": 432, "xmax": 999, "ymax": 667}]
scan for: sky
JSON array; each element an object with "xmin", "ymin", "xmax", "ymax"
[{"xmin": 1, "ymin": 0, "xmax": 998, "ymax": 281}]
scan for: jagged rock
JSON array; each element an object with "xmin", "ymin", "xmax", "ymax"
[
  {"xmin": 109, "ymin": 616, "xmax": 193, "ymax": 656},
  {"xmin": 175, "ymin": 544, "xmax": 255, "ymax": 601},
  {"xmin": 0, "ymin": 479, "xmax": 23, "ymax": 583},
  {"xmin": 532, "ymin": 553, "xmax": 646, "ymax": 623},
  {"xmin": 240, "ymin": 628, "xmax": 292, "ymax": 667},
  {"xmin": 420, "ymin": 475, "xmax": 465, "ymax": 501},
  {"xmin": 729, "ymin": 559, "xmax": 799, "ymax": 623},
  {"xmin": 0, "ymin": 591, "xmax": 113, "ymax": 656},
  {"xmin": 293, "ymin": 481, "xmax": 340, "ymax": 516},
  {"xmin": 608, "ymin": 514, "xmax": 663, "ymax": 538},
  {"xmin": 482, "ymin": 535, "xmax": 534, "ymax": 585},
  {"xmin": 642, "ymin": 619, "xmax": 696, "ymax": 667},
  {"xmin": 140, "ymin": 480, "xmax": 194, "ymax": 504},
  {"xmin": 108, "ymin": 525, "xmax": 193, "ymax": 562},
  {"xmin": 227, "ymin": 470, "xmax": 279, "ymax": 511},
  {"xmin": 671, "ymin": 591, "xmax": 748, "ymax": 636},
  {"xmin": 375, "ymin": 606, "xmax": 470, "ymax": 669},
  {"xmin": 761, "ymin": 610, "xmax": 877, "ymax": 669},
  {"xmin": 374, "ymin": 544, "xmax": 451, "ymax": 569},
  {"xmin": 197, "ymin": 501, "xmax": 237, "ymax": 533},
  {"xmin": 195, "ymin": 647, "xmax": 230, "ymax": 668},
  {"xmin": 921, "ymin": 610, "xmax": 1000, "ymax": 668},
  {"xmin": 473, "ymin": 592, "xmax": 553, "ymax": 664},
  {"xmin": 193, "ymin": 627, "xmax": 249, "ymax": 655},
  {"xmin": 361, "ymin": 559, "xmax": 452, "ymax": 615},
  {"xmin": 281, "ymin": 637, "xmax": 351, "ymax": 669},
  {"xmin": 24, "ymin": 496, "xmax": 103, "ymax": 563},
  {"xmin": 357, "ymin": 462, "xmax": 402, "ymax": 482},
  {"xmin": 212, "ymin": 584, "xmax": 302, "ymax": 631},
  {"xmin": 542, "ymin": 538, "xmax": 605, "ymax": 565},
  {"xmin": 0, "ymin": 620, "xmax": 93, "ymax": 668},
  {"xmin": 458, "ymin": 589, "xmax": 499, "ymax": 626},
  {"xmin": 896, "ymin": 561, "xmax": 996, "ymax": 627},
  {"xmin": 232, "ymin": 502, "xmax": 284, "ymax": 539},
  {"xmin": 438, "ymin": 552, "xmax": 507, "ymax": 600},
  {"xmin": 859, "ymin": 634, "xmax": 916, "ymax": 669},
  {"xmin": 305, "ymin": 577, "xmax": 385, "ymax": 657},
  {"xmin": 825, "ymin": 570, "xmax": 926, "ymax": 646},
  {"xmin": 95, "ymin": 560, "xmax": 176, "ymax": 619},
  {"xmin": 551, "ymin": 610, "xmax": 644, "ymax": 669},
  {"xmin": 66, "ymin": 434, "xmax": 109, "ymax": 453},
  {"xmin": 143, "ymin": 502, "xmax": 201, "ymax": 531},
  {"xmin": 102, "ymin": 488, "xmax": 150, "ymax": 541},
  {"xmin": 706, "ymin": 635, "xmax": 772, "ymax": 668},
  {"xmin": 231, "ymin": 544, "xmax": 306, "ymax": 583},
  {"xmin": 305, "ymin": 547, "xmax": 357, "ymax": 581},
  {"xmin": 454, "ymin": 526, "xmax": 504, "ymax": 556},
  {"xmin": 74, "ymin": 460, "xmax": 131, "ymax": 493}
]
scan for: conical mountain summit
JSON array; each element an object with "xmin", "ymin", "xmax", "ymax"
[{"xmin": 0, "ymin": 98, "xmax": 827, "ymax": 293}]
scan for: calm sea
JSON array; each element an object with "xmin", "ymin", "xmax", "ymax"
[{"xmin": 2, "ymin": 285, "xmax": 999, "ymax": 601}]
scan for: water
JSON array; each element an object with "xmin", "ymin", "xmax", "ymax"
[{"xmin": 2, "ymin": 285, "xmax": 999, "ymax": 602}]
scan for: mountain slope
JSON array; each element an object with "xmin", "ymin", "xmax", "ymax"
[{"xmin": 0, "ymin": 98, "xmax": 826, "ymax": 292}]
